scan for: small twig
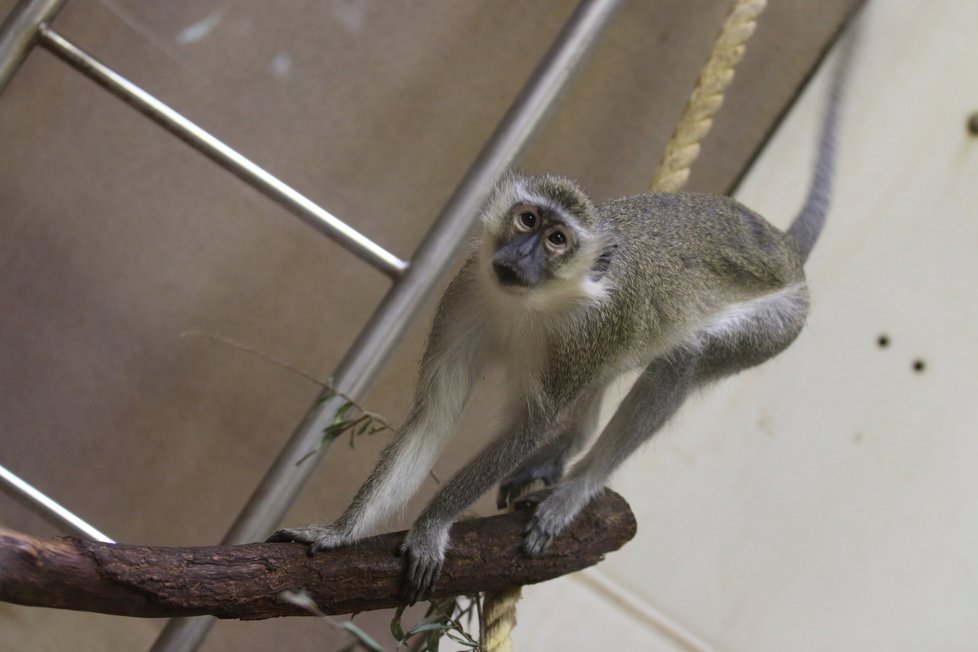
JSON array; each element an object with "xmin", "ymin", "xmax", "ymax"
[
  {"xmin": 181, "ymin": 331, "xmax": 392, "ymax": 424},
  {"xmin": 183, "ymin": 330, "xmax": 439, "ymax": 501},
  {"xmin": 181, "ymin": 329, "xmax": 327, "ymax": 388},
  {"xmin": 181, "ymin": 329, "xmax": 395, "ymax": 450}
]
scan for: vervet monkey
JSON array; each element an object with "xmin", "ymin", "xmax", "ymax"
[{"xmin": 270, "ymin": 36, "xmax": 853, "ymax": 603}]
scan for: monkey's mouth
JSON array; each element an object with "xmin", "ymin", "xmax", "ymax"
[{"xmin": 492, "ymin": 261, "xmax": 532, "ymax": 288}]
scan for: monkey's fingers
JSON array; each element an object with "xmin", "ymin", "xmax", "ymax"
[
  {"xmin": 399, "ymin": 545, "xmax": 443, "ymax": 605},
  {"xmin": 265, "ymin": 527, "xmax": 308, "ymax": 543}
]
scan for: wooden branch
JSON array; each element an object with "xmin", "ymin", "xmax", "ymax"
[{"xmin": 0, "ymin": 489, "xmax": 635, "ymax": 620}]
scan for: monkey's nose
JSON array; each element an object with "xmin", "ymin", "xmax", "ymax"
[{"xmin": 492, "ymin": 261, "xmax": 528, "ymax": 287}]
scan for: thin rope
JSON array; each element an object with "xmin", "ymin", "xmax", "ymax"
[
  {"xmin": 483, "ymin": 588, "xmax": 521, "ymax": 652},
  {"xmin": 482, "ymin": 3, "xmax": 767, "ymax": 649},
  {"xmin": 482, "ymin": 477, "xmax": 548, "ymax": 651},
  {"xmin": 650, "ymin": 0, "xmax": 768, "ymax": 192}
]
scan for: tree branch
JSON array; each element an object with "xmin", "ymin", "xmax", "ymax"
[{"xmin": 0, "ymin": 489, "xmax": 635, "ymax": 620}]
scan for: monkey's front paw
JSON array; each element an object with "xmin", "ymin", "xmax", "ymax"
[
  {"xmin": 266, "ymin": 524, "xmax": 350, "ymax": 553},
  {"xmin": 398, "ymin": 527, "xmax": 449, "ymax": 605}
]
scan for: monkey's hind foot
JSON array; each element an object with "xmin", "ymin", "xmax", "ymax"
[
  {"xmin": 497, "ymin": 458, "xmax": 564, "ymax": 510},
  {"xmin": 521, "ymin": 483, "xmax": 594, "ymax": 558},
  {"xmin": 266, "ymin": 523, "xmax": 351, "ymax": 553}
]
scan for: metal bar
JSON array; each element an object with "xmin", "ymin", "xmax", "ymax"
[
  {"xmin": 152, "ymin": 0, "xmax": 624, "ymax": 649},
  {"xmin": 0, "ymin": 0, "xmax": 67, "ymax": 94},
  {"xmin": 0, "ymin": 463, "xmax": 114, "ymax": 543},
  {"xmin": 36, "ymin": 27, "xmax": 408, "ymax": 280}
]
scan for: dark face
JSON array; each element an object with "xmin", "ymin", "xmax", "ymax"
[{"xmin": 491, "ymin": 203, "xmax": 575, "ymax": 289}]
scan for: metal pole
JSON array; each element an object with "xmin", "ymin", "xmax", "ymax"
[
  {"xmin": 0, "ymin": 0, "xmax": 67, "ymax": 94},
  {"xmin": 152, "ymin": 0, "xmax": 623, "ymax": 649},
  {"xmin": 0, "ymin": 463, "xmax": 114, "ymax": 542},
  {"xmin": 37, "ymin": 27, "xmax": 407, "ymax": 280}
]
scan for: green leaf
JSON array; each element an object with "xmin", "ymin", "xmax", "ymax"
[
  {"xmin": 336, "ymin": 401, "xmax": 353, "ymax": 418},
  {"xmin": 322, "ymin": 419, "xmax": 357, "ymax": 443},
  {"xmin": 445, "ymin": 628, "xmax": 479, "ymax": 647},
  {"xmin": 426, "ymin": 629, "xmax": 441, "ymax": 652},
  {"xmin": 390, "ymin": 605, "xmax": 406, "ymax": 642},
  {"xmin": 404, "ymin": 620, "xmax": 449, "ymax": 638},
  {"xmin": 336, "ymin": 621, "xmax": 384, "ymax": 652}
]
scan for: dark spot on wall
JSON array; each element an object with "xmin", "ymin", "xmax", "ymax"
[
  {"xmin": 877, "ymin": 334, "xmax": 890, "ymax": 349},
  {"xmin": 968, "ymin": 111, "xmax": 978, "ymax": 136},
  {"xmin": 912, "ymin": 359, "xmax": 926, "ymax": 373}
]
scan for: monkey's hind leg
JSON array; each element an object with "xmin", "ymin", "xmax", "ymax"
[
  {"xmin": 522, "ymin": 283, "xmax": 809, "ymax": 556},
  {"xmin": 496, "ymin": 388, "xmax": 605, "ymax": 509},
  {"xmin": 522, "ymin": 355, "xmax": 695, "ymax": 556}
]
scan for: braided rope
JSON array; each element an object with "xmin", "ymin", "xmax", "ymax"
[
  {"xmin": 483, "ymin": 588, "xmax": 522, "ymax": 652},
  {"xmin": 650, "ymin": 0, "xmax": 768, "ymax": 192}
]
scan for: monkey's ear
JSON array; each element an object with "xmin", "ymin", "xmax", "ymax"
[{"xmin": 589, "ymin": 242, "xmax": 619, "ymax": 281}]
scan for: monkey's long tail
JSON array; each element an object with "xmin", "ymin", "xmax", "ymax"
[{"xmin": 787, "ymin": 26, "xmax": 858, "ymax": 262}]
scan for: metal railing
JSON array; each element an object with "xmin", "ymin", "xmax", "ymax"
[
  {"xmin": 0, "ymin": 0, "xmax": 625, "ymax": 649},
  {"xmin": 0, "ymin": 463, "xmax": 113, "ymax": 542}
]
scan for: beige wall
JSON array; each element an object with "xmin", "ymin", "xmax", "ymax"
[
  {"xmin": 517, "ymin": 1, "xmax": 978, "ymax": 649},
  {"xmin": 0, "ymin": 1, "xmax": 856, "ymax": 649}
]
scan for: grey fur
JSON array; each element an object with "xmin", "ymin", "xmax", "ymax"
[
  {"xmin": 271, "ymin": 180, "xmax": 815, "ymax": 603},
  {"xmin": 269, "ymin": 36, "xmax": 853, "ymax": 602}
]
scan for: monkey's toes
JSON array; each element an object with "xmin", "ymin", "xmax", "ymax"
[
  {"xmin": 512, "ymin": 487, "xmax": 554, "ymax": 510},
  {"xmin": 522, "ymin": 517, "xmax": 556, "ymax": 558},
  {"xmin": 266, "ymin": 525, "xmax": 347, "ymax": 553},
  {"xmin": 496, "ymin": 483, "xmax": 522, "ymax": 510},
  {"xmin": 497, "ymin": 474, "xmax": 557, "ymax": 510}
]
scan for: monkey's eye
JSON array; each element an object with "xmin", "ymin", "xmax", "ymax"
[
  {"xmin": 517, "ymin": 211, "xmax": 538, "ymax": 230},
  {"xmin": 546, "ymin": 230, "xmax": 567, "ymax": 249}
]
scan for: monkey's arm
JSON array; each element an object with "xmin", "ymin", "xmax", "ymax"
[
  {"xmin": 269, "ymin": 265, "xmax": 486, "ymax": 550},
  {"xmin": 399, "ymin": 404, "xmax": 556, "ymax": 604}
]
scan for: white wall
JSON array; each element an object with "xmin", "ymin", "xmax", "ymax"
[{"xmin": 515, "ymin": 1, "xmax": 978, "ymax": 649}]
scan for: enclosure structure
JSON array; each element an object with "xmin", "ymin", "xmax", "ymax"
[{"xmin": 0, "ymin": 5, "xmax": 952, "ymax": 652}]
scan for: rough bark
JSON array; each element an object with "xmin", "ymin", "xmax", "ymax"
[{"xmin": 0, "ymin": 489, "xmax": 635, "ymax": 620}]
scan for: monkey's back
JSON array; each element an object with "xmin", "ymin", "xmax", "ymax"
[{"xmin": 596, "ymin": 192, "xmax": 806, "ymax": 344}]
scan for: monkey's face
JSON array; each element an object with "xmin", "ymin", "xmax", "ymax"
[
  {"xmin": 479, "ymin": 174, "xmax": 612, "ymax": 308},
  {"xmin": 490, "ymin": 202, "xmax": 579, "ymax": 290}
]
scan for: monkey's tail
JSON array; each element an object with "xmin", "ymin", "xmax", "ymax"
[{"xmin": 787, "ymin": 27, "xmax": 857, "ymax": 262}]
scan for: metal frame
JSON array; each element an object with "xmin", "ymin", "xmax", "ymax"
[
  {"xmin": 0, "ymin": 463, "xmax": 113, "ymax": 542},
  {"xmin": 0, "ymin": 0, "xmax": 625, "ymax": 649}
]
